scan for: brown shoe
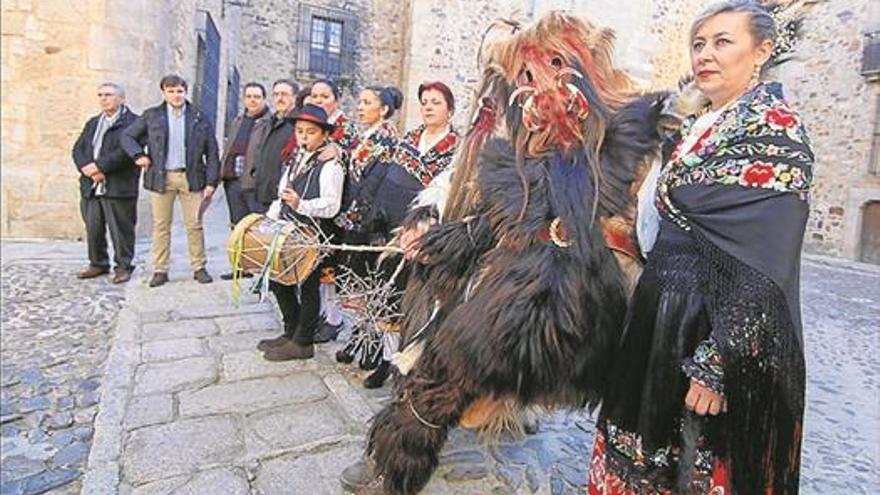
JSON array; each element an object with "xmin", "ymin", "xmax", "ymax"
[
  {"xmin": 193, "ymin": 268, "xmax": 213, "ymax": 284},
  {"xmin": 257, "ymin": 335, "xmax": 290, "ymax": 352},
  {"xmin": 78, "ymin": 266, "xmax": 109, "ymax": 279},
  {"xmin": 111, "ymin": 268, "xmax": 132, "ymax": 284},
  {"xmin": 149, "ymin": 272, "xmax": 169, "ymax": 287},
  {"xmin": 263, "ymin": 340, "xmax": 314, "ymax": 361}
]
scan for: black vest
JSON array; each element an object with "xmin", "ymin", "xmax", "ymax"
[{"xmin": 280, "ymin": 150, "xmax": 336, "ymax": 237}]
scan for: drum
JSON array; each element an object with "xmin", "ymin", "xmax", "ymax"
[{"xmin": 227, "ymin": 213, "xmax": 322, "ymax": 285}]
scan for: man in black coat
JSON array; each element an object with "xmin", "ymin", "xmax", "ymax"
[
  {"xmin": 120, "ymin": 74, "xmax": 220, "ymax": 287},
  {"xmin": 72, "ymin": 82, "xmax": 140, "ymax": 284},
  {"xmin": 253, "ymin": 78, "xmax": 299, "ymax": 211}
]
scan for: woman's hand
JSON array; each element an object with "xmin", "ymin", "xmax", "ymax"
[
  {"xmin": 281, "ymin": 187, "xmax": 300, "ymax": 209},
  {"xmin": 684, "ymin": 379, "xmax": 727, "ymax": 416}
]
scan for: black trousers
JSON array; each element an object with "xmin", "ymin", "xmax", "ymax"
[
  {"xmin": 270, "ymin": 269, "xmax": 320, "ymax": 344},
  {"xmin": 222, "ymin": 178, "xmax": 251, "ymax": 227},
  {"xmin": 80, "ymin": 196, "xmax": 137, "ymax": 271}
]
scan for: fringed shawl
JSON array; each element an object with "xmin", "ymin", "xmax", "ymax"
[{"xmin": 658, "ymin": 82, "xmax": 813, "ymax": 494}]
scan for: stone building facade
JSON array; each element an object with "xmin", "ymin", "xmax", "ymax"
[
  {"xmin": 2, "ymin": 0, "xmax": 878, "ymax": 263},
  {"xmin": 1, "ymin": 0, "xmax": 243, "ymax": 239}
]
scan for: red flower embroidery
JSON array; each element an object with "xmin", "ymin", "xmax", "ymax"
[
  {"xmin": 764, "ymin": 107, "xmax": 797, "ymax": 129},
  {"xmin": 741, "ymin": 161, "xmax": 776, "ymax": 187}
]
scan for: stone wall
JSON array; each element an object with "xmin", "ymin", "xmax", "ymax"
[
  {"xmin": 1, "ymin": 0, "xmax": 242, "ymax": 239},
  {"xmin": 237, "ymin": 0, "xmax": 408, "ymax": 118}
]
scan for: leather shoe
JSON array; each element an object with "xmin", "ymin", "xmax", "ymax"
[
  {"xmin": 314, "ymin": 321, "xmax": 343, "ymax": 343},
  {"xmin": 339, "ymin": 458, "xmax": 379, "ymax": 493},
  {"xmin": 257, "ymin": 335, "xmax": 290, "ymax": 352},
  {"xmin": 363, "ymin": 360, "xmax": 391, "ymax": 389},
  {"xmin": 111, "ymin": 268, "xmax": 132, "ymax": 284},
  {"xmin": 149, "ymin": 272, "xmax": 169, "ymax": 287},
  {"xmin": 263, "ymin": 340, "xmax": 314, "ymax": 361},
  {"xmin": 78, "ymin": 266, "xmax": 109, "ymax": 279},
  {"xmin": 193, "ymin": 269, "xmax": 213, "ymax": 284}
]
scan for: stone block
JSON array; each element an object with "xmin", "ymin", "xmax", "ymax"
[
  {"xmin": 130, "ymin": 467, "xmax": 249, "ymax": 495},
  {"xmin": 133, "ymin": 357, "xmax": 217, "ymax": 396},
  {"xmin": 124, "ymin": 394, "xmax": 174, "ymax": 429},
  {"xmin": 178, "ymin": 374, "xmax": 326, "ymax": 417},
  {"xmin": 220, "ymin": 350, "xmax": 319, "ymax": 382},
  {"xmin": 206, "ymin": 333, "xmax": 264, "ymax": 354},
  {"xmin": 122, "ymin": 415, "xmax": 244, "ymax": 485},
  {"xmin": 213, "ymin": 313, "xmax": 279, "ymax": 335},
  {"xmin": 252, "ymin": 443, "xmax": 361, "ymax": 495},
  {"xmin": 176, "ymin": 302, "xmax": 267, "ymax": 319},
  {"xmin": 141, "ymin": 338, "xmax": 206, "ymax": 363},
  {"xmin": 245, "ymin": 400, "xmax": 351, "ymax": 452},
  {"xmin": 140, "ymin": 319, "xmax": 217, "ymax": 342}
]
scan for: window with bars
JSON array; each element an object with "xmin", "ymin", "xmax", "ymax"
[{"xmin": 295, "ymin": 3, "xmax": 357, "ymax": 80}]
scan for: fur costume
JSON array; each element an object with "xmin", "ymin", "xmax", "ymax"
[{"xmin": 366, "ymin": 12, "xmax": 692, "ymax": 494}]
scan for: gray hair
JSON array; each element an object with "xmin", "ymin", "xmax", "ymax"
[
  {"xmin": 98, "ymin": 82, "xmax": 125, "ymax": 98},
  {"xmin": 690, "ymin": 0, "xmax": 778, "ymax": 49}
]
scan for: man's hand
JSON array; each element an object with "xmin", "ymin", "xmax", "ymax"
[
  {"xmin": 203, "ymin": 185, "xmax": 215, "ymax": 199},
  {"xmin": 92, "ymin": 172, "xmax": 107, "ymax": 183},
  {"xmin": 135, "ymin": 156, "xmax": 152, "ymax": 169},
  {"xmin": 684, "ymin": 379, "xmax": 727, "ymax": 416},
  {"xmin": 318, "ymin": 143, "xmax": 340, "ymax": 162},
  {"xmin": 81, "ymin": 163, "xmax": 100, "ymax": 177},
  {"xmin": 281, "ymin": 187, "xmax": 300, "ymax": 209}
]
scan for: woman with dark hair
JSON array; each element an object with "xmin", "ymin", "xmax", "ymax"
[
  {"xmin": 589, "ymin": 1, "xmax": 813, "ymax": 493},
  {"xmin": 310, "ymin": 79, "xmax": 358, "ymax": 154},
  {"xmin": 333, "ymin": 85, "xmax": 403, "ymax": 368},
  {"xmin": 358, "ymin": 81, "xmax": 460, "ymax": 389}
]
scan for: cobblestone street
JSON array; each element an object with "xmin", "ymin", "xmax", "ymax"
[{"xmin": 1, "ymin": 197, "xmax": 878, "ymax": 494}]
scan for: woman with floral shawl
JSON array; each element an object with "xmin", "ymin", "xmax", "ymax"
[{"xmin": 589, "ymin": 2, "xmax": 814, "ymax": 494}]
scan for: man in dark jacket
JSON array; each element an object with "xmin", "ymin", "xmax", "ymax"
[
  {"xmin": 72, "ymin": 82, "xmax": 140, "ymax": 284},
  {"xmin": 253, "ymin": 78, "xmax": 299, "ymax": 211},
  {"xmin": 120, "ymin": 74, "xmax": 220, "ymax": 287},
  {"xmin": 218, "ymin": 81, "xmax": 270, "ymax": 280},
  {"xmin": 220, "ymin": 81, "xmax": 270, "ymax": 229}
]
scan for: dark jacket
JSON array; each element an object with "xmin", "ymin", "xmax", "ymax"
[
  {"xmin": 253, "ymin": 111, "xmax": 295, "ymax": 204},
  {"xmin": 222, "ymin": 108, "xmax": 271, "ymax": 191},
  {"xmin": 120, "ymin": 101, "xmax": 220, "ymax": 193},
  {"xmin": 72, "ymin": 106, "xmax": 140, "ymax": 199}
]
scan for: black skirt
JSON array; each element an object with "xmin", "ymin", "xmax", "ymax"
[{"xmin": 595, "ymin": 218, "xmax": 729, "ymax": 491}]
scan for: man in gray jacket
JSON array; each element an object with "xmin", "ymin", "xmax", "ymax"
[
  {"xmin": 120, "ymin": 74, "xmax": 220, "ymax": 287},
  {"xmin": 219, "ymin": 82, "xmax": 270, "ymax": 279}
]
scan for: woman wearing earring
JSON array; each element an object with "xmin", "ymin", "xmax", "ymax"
[
  {"xmin": 334, "ymin": 85, "xmax": 403, "ymax": 368},
  {"xmin": 359, "ymin": 81, "xmax": 460, "ymax": 389},
  {"xmin": 589, "ymin": 2, "xmax": 814, "ymax": 494}
]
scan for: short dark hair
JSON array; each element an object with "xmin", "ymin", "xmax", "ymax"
[
  {"xmin": 272, "ymin": 78, "xmax": 300, "ymax": 94},
  {"xmin": 418, "ymin": 81, "xmax": 455, "ymax": 114},
  {"xmin": 159, "ymin": 74, "xmax": 188, "ymax": 91},
  {"xmin": 243, "ymin": 82, "xmax": 266, "ymax": 98}
]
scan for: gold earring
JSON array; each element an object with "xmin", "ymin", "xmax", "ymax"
[{"xmin": 750, "ymin": 65, "xmax": 761, "ymax": 87}]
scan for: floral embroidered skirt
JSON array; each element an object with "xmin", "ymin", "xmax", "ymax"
[{"xmin": 588, "ymin": 220, "xmax": 732, "ymax": 494}]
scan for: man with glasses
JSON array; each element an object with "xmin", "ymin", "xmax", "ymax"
[
  {"xmin": 72, "ymin": 82, "xmax": 140, "ymax": 283},
  {"xmin": 253, "ymin": 78, "xmax": 300, "ymax": 213},
  {"xmin": 121, "ymin": 74, "xmax": 220, "ymax": 287}
]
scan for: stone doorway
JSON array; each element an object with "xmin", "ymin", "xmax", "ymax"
[{"xmin": 860, "ymin": 201, "xmax": 880, "ymax": 264}]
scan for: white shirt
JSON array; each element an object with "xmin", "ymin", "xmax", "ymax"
[{"xmin": 266, "ymin": 148, "xmax": 344, "ymax": 221}]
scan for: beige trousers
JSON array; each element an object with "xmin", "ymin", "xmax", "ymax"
[{"xmin": 150, "ymin": 171, "xmax": 206, "ymax": 273}]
